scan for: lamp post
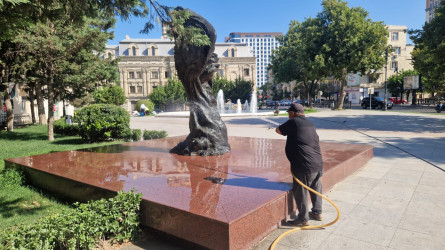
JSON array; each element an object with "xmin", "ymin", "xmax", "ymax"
[
  {"xmin": 384, "ymin": 49, "xmax": 388, "ymax": 111},
  {"xmin": 395, "ymin": 66, "xmax": 399, "ymax": 104}
]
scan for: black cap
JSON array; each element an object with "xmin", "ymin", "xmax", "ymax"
[{"xmin": 287, "ymin": 103, "xmax": 304, "ymax": 113}]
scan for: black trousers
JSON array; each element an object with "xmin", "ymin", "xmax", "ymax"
[{"xmin": 292, "ymin": 171, "xmax": 323, "ymax": 221}]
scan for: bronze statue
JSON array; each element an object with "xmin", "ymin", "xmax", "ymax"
[{"xmin": 170, "ymin": 7, "xmax": 230, "ymax": 156}]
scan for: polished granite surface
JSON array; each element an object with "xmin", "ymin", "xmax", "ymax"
[{"xmin": 5, "ymin": 136, "xmax": 373, "ymax": 249}]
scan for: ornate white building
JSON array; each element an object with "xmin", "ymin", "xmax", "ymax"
[{"xmin": 105, "ymin": 36, "xmax": 256, "ymax": 111}]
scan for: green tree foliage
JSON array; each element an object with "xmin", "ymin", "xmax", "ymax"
[
  {"xmin": 409, "ymin": 1, "xmax": 445, "ymax": 97},
  {"xmin": 386, "ymin": 69, "xmax": 418, "ymax": 98},
  {"xmin": 148, "ymin": 78, "xmax": 186, "ymax": 111},
  {"xmin": 270, "ymin": 17, "xmax": 327, "ymax": 107},
  {"xmin": 225, "ymin": 78, "xmax": 254, "ymax": 103},
  {"xmin": 318, "ymin": 0, "xmax": 387, "ymax": 109},
  {"xmin": 93, "ymin": 84, "xmax": 126, "ymax": 106},
  {"xmin": 211, "ymin": 74, "xmax": 234, "ymax": 96}
]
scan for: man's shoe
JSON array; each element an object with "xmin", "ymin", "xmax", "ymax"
[
  {"xmin": 309, "ymin": 211, "xmax": 323, "ymax": 221},
  {"xmin": 288, "ymin": 218, "xmax": 309, "ymax": 227}
]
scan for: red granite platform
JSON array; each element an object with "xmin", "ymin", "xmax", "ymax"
[{"xmin": 5, "ymin": 136, "xmax": 373, "ymax": 250}]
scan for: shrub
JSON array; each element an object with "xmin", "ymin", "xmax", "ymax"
[
  {"xmin": 0, "ymin": 169, "xmax": 24, "ymax": 189},
  {"xmin": 53, "ymin": 117, "xmax": 80, "ymax": 136},
  {"xmin": 132, "ymin": 129, "xmax": 142, "ymax": 142},
  {"xmin": 135, "ymin": 100, "xmax": 155, "ymax": 114},
  {"xmin": 74, "ymin": 104, "xmax": 130, "ymax": 142},
  {"xmin": 0, "ymin": 190, "xmax": 142, "ymax": 249},
  {"xmin": 143, "ymin": 130, "xmax": 168, "ymax": 140},
  {"xmin": 121, "ymin": 128, "xmax": 133, "ymax": 142}
]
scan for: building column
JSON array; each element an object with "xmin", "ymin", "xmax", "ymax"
[{"xmin": 143, "ymin": 68, "xmax": 148, "ymax": 96}]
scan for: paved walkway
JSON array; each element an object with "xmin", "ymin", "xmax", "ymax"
[{"xmin": 127, "ymin": 109, "xmax": 445, "ymax": 250}]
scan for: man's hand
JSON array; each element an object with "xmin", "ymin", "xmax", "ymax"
[{"xmin": 275, "ymin": 127, "xmax": 282, "ymax": 135}]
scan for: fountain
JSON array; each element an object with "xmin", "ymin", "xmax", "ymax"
[
  {"xmin": 236, "ymin": 99, "xmax": 242, "ymax": 114},
  {"xmin": 244, "ymin": 100, "xmax": 249, "ymax": 111},
  {"xmin": 216, "ymin": 89, "xmax": 225, "ymax": 114},
  {"xmin": 250, "ymin": 89, "xmax": 257, "ymax": 114}
]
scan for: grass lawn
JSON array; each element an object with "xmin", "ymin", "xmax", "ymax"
[{"xmin": 0, "ymin": 125, "xmax": 123, "ymax": 231}]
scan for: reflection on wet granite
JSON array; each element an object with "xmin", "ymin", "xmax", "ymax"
[{"xmin": 5, "ymin": 136, "xmax": 373, "ymax": 250}]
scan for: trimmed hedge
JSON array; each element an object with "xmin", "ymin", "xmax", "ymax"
[
  {"xmin": 0, "ymin": 189, "xmax": 142, "ymax": 249},
  {"xmin": 143, "ymin": 130, "xmax": 167, "ymax": 140},
  {"xmin": 53, "ymin": 117, "xmax": 80, "ymax": 136},
  {"xmin": 74, "ymin": 104, "xmax": 130, "ymax": 142}
]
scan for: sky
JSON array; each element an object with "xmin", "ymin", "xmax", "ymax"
[{"xmin": 107, "ymin": 0, "xmax": 426, "ymax": 45}]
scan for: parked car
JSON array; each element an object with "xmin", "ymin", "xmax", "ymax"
[
  {"xmin": 389, "ymin": 97, "xmax": 407, "ymax": 104},
  {"xmin": 361, "ymin": 97, "xmax": 393, "ymax": 109}
]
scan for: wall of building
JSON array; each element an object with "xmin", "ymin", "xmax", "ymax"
[{"xmin": 105, "ymin": 38, "xmax": 256, "ymax": 112}]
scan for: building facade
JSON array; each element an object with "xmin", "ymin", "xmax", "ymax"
[
  {"xmin": 105, "ymin": 37, "xmax": 256, "ymax": 111},
  {"xmin": 426, "ymin": 0, "xmax": 443, "ymax": 22},
  {"xmin": 272, "ymin": 25, "xmax": 414, "ymax": 104},
  {"xmin": 225, "ymin": 32, "xmax": 282, "ymax": 88}
]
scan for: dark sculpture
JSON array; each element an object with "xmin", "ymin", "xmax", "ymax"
[{"xmin": 170, "ymin": 7, "xmax": 231, "ymax": 156}]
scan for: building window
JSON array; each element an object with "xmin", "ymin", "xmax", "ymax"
[
  {"xmin": 129, "ymin": 72, "xmax": 135, "ymax": 79},
  {"xmin": 394, "ymin": 47, "xmax": 401, "ymax": 55},
  {"xmin": 152, "ymin": 71, "xmax": 158, "ymax": 79},
  {"xmin": 244, "ymin": 69, "xmax": 250, "ymax": 76},
  {"xmin": 137, "ymin": 86, "xmax": 143, "ymax": 93},
  {"xmin": 391, "ymin": 61, "xmax": 398, "ymax": 70},
  {"xmin": 391, "ymin": 32, "xmax": 399, "ymax": 41},
  {"xmin": 107, "ymin": 52, "xmax": 113, "ymax": 58},
  {"xmin": 136, "ymin": 72, "xmax": 141, "ymax": 79},
  {"xmin": 151, "ymin": 46, "xmax": 156, "ymax": 56},
  {"xmin": 132, "ymin": 47, "xmax": 136, "ymax": 56},
  {"xmin": 130, "ymin": 86, "xmax": 136, "ymax": 93}
]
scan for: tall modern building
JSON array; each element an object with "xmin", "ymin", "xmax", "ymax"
[
  {"xmin": 426, "ymin": 0, "xmax": 444, "ymax": 22},
  {"xmin": 225, "ymin": 32, "xmax": 283, "ymax": 87}
]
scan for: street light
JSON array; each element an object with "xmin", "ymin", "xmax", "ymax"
[
  {"xmin": 384, "ymin": 49, "xmax": 388, "ymax": 111},
  {"xmin": 394, "ymin": 66, "xmax": 399, "ymax": 104}
]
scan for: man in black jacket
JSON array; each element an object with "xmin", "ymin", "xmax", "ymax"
[{"xmin": 276, "ymin": 103, "xmax": 324, "ymax": 226}]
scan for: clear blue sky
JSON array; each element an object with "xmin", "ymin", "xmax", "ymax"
[{"xmin": 108, "ymin": 0, "xmax": 426, "ymax": 45}]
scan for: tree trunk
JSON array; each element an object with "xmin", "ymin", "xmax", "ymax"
[
  {"xmin": 47, "ymin": 72, "xmax": 55, "ymax": 141},
  {"xmin": 335, "ymin": 69, "xmax": 347, "ymax": 110},
  {"xmin": 412, "ymin": 89, "xmax": 417, "ymax": 105},
  {"xmin": 29, "ymin": 85, "xmax": 36, "ymax": 124},
  {"xmin": 2, "ymin": 66, "xmax": 14, "ymax": 131},
  {"xmin": 4, "ymin": 93, "xmax": 13, "ymax": 131},
  {"xmin": 35, "ymin": 79, "xmax": 47, "ymax": 125}
]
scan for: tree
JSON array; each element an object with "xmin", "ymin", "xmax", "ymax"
[
  {"xmin": 386, "ymin": 69, "xmax": 418, "ymax": 101},
  {"xmin": 318, "ymin": 0, "xmax": 387, "ymax": 109},
  {"xmin": 149, "ymin": 78, "xmax": 186, "ymax": 111},
  {"xmin": 409, "ymin": 1, "xmax": 445, "ymax": 98},
  {"xmin": 93, "ymin": 85, "xmax": 126, "ymax": 106},
  {"xmin": 211, "ymin": 74, "xmax": 234, "ymax": 96},
  {"xmin": 224, "ymin": 78, "xmax": 254, "ymax": 104},
  {"xmin": 7, "ymin": 13, "xmax": 118, "ymax": 140},
  {"xmin": 0, "ymin": 0, "xmax": 150, "ymax": 133},
  {"xmin": 270, "ymin": 18, "xmax": 327, "ymax": 108}
]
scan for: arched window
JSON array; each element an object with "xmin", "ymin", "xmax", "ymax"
[
  {"xmin": 151, "ymin": 46, "xmax": 156, "ymax": 56},
  {"xmin": 107, "ymin": 52, "xmax": 112, "ymax": 58},
  {"xmin": 132, "ymin": 47, "xmax": 137, "ymax": 56},
  {"xmin": 231, "ymin": 49, "xmax": 235, "ymax": 57}
]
